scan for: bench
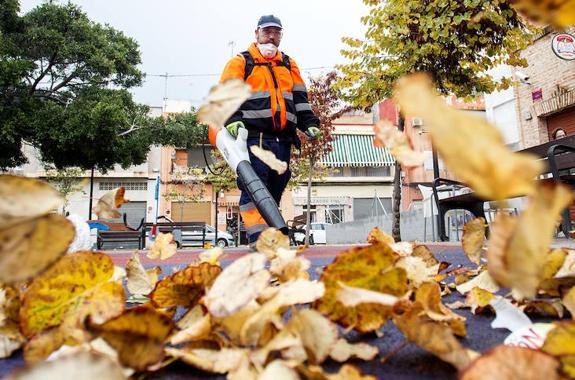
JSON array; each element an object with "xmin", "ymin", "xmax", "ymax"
[
  {"xmin": 432, "ymin": 135, "xmax": 575, "ymax": 241},
  {"xmin": 287, "ymin": 214, "xmax": 314, "ymax": 245},
  {"xmin": 141, "ymin": 222, "xmax": 207, "ymax": 248},
  {"xmin": 96, "ymin": 230, "xmax": 143, "ymax": 250}
]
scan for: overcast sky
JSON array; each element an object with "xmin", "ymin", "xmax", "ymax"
[{"xmin": 19, "ymin": 0, "xmax": 369, "ymax": 108}]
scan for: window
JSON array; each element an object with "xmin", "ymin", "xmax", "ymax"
[
  {"xmin": 99, "ymin": 181, "xmax": 147, "ymax": 191},
  {"xmin": 302, "ymin": 205, "xmax": 317, "ymax": 223},
  {"xmin": 325, "ymin": 206, "xmax": 344, "ymax": 224},
  {"xmin": 366, "ymin": 166, "xmax": 391, "ymax": 176}
]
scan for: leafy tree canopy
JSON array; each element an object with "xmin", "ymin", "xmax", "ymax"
[
  {"xmin": 337, "ymin": 0, "xmax": 536, "ymax": 108},
  {"xmin": 0, "ymin": 1, "xmax": 205, "ymax": 171}
]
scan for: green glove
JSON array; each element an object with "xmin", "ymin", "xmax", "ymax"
[
  {"xmin": 225, "ymin": 121, "xmax": 245, "ymax": 138},
  {"xmin": 305, "ymin": 126, "xmax": 320, "ymax": 139}
]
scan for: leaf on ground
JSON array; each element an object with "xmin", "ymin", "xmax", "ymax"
[
  {"xmin": 88, "ymin": 306, "xmax": 174, "ymax": 371},
  {"xmin": 462, "ymin": 217, "xmax": 487, "ymax": 265},
  {"xmin": 487, "ymin": 183, "xmax": 574, "ymax": 299},
  {"xmin": 0, "ymin": 174, "xmax": 63, "ymax": 228},
  {"xmin": 394, "ymin": 73, "xmax": 543, "ymax": 200},
  {"xmin": 456, "ymin": 270, "xmax": 500, "ymax": 295},
  {"xmin": 165, "ymin": 346, "xmax": 249, "ymax": 375},
  {"xmin": 373, "ymin": 120, "xmax": 425, "ymax": 168},
  {"xmin": 297, "ymin": 364, "xmax": 377, "ymax": 380},
  {"xmin": 465, "ymin": 287, "xmax": 495, "ymax": 314},
  {"xmin": 269, "ymin": 248, "xmax": 311, "ymax": 282},
  {"xmin": 520, "ymin": 299, "xmax": 564, "ymax": 318},
  {"xmin": 250, "ymin": 146, "xmax": 288, "ymax": 174},
  {"xmin": 285, "ymin": 309, "xmax": 338, "ymax": 364},
  {"xmin": 397, "ymin": 255, "xmax": 441, "ymax": 288},
  {"xmin": 150, "ymin": 262, "xmax": 221, "ymax": 309},
  {"xmin": 459, "ymin": 345, "xmax": 562, "ymax": 380},
  {"xmin": 147, "ymin": 232, "xmax": 177, "ymax": 260},
  {"xmin": 259, "ymin": 360, "xmax": 299, "ymax": 380},
  {"xmin": 205, "ymin": 253, "xmax": 269, "ymax": 318},
  {"xmin": 415, "ymin": 282, "xmax": 466, "ymax": 336},
  {"xmin": 563, "ymin": 287, "xmax": 575, "ymax": 318},
  {"xmin": 329, "ymin": 339, "xmax": 378, "ymax": 362},
  {"xmin": 255, "ymin": 228, "xmax": 290, "ymax": 259},
  {"xmin": 170, "ymin": 305, "xmax": 212, "ymax": 345},
  {"xmin": 0, "ymin": 285, "xmax": 20, "ymax": 327},
  {"xmin": 95, "ymin": 187, "xmax": 128, "ymax": 219},
  {"xmin": 198, "ymin": 79, "xmax": 252, "ymax": 128},
  {"xmin": 0, "ymin": 214, "xmax": 75, "ymax": 283},
  {"xmin": 389, "ymin": 241, "xmax": 414, "ymax": 256},
  {"xmin": 392, "ymin": 300, "xmax": 476, "ymax": 370},
  {"xmin": 20, "ymin": 251, "xmax": 125, "ymax": 338},
  {"xmin": 509, "ymin": 0, "xmax": 575, "ymax": 28},
  {"xmin": 367, "ymin": 227, "xmax": 395, "ymax": 245},
  {"xmin": 542, "ymin": 321, "xmax": 575, "ymax": 378},
  {"xmin": 542, "ymin": 249, "xmax": 568, "ymax": 281},
  {"xmin": 314, "ymin": 244, "xmax": 408, "ymax": 333},
  {"xmin": 0, "ymin": 322, "xmax": 25, "ymax": 359},
  {"xmin": 335, "ymin": 283, "xmax": 399, "ymax": 307},
  {"xmin": 3, "ymin": 351, "xmax": 126, "ymax": 380},
  {"xmin": 126, "ymin": 252, "xmax": 161, "ymax": 297}
]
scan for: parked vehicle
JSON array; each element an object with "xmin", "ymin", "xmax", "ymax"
[
  {"xmin": 293, "ymin": 223, "xmax": 331, "ymax": 245},
  {"xmin": 179, "ymin": 224, "xmax": 235, "ymax": 248}
]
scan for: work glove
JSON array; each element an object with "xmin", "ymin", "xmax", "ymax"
[
  {"xmin": 305, "ymin": 126, "xmax": 321, "ymax": 140},
  {"xmin": 225, "ymin": 121, "xmax": 245, "ymax": 138}
]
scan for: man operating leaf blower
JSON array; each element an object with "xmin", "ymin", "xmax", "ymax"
[{"xmin": 218, "ymin": 14, "xmax": 321, "ymax": 247}]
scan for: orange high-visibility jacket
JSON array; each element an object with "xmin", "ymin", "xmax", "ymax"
[{"xmin": 220, "ymin": 43, "xmax": 319, "ymax": 139}]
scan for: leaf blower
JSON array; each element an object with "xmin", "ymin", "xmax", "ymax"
[{"xmin": 208, "ymin": 125, "xmax": 289, "ymax": 235}]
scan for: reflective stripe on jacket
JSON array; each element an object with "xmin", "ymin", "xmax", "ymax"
[{"xmin": 220, "ymin": 43, "xmax": 319, "ymax": 137}]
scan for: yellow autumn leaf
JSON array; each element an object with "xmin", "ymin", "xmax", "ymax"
[
  {"xmin": 94, "ymin": 187, "xmax": 129, "ymax": 219},
  {"xmin": 563, "ymin": 287, "xmax": 575, "ymax": 318},
  {"xmin": 198, "ymin": 79, "xmax": 252, "ymax": 128},
  {"xmin": 150, "ymin": 262, "xmax": 221, "ymax": 309},
  {"xmin": 542, "ymin": 249, "xmax": 568, "ymax": 281},
  {"xmin": 465, "ymin": 287, "xmax": 495, "ymax": 314},
  {"xmin": 415, "ymin": 282, "xmax": 467, "ymax": 337},
  {"xmin": 20, "ymin": 251, "xmax": 125, "ymax": 338},
  {"xmin": 165, "ymin": 346, "xmax": 249, "ymax": 375},
  {"xmin": 125, "ymin": 252, "xmax": 161, "ymax": 297},
  {"xmin": 170, "ymin": 305, "xmax": 212, "ymax": 345},
  {"xmin": 285, "ymin": 309, "xmax": 338, "ymax": 364},
  {"xmin": 373, "ymin": 120, "xmax": 425, "ymax": 168},
  {"xmin": 0, "ymin": 174, "xmax": 63, "ymax": 228},
  {"xmin": 0, "ymin": 214, "xmax": 75, "ymax": 283},
  {"xmin": 397, "ymin": 255, "xmax": 441, "ymax": 288},
  {"xmin": 335, "ymin": 282, "xmax": 399, "ymax": 307},
  {"xmin": 460, "ymin": 345, "xmax": 562, "ymax": 380},
  {"xmin": 255, "ymin": 228, "xmax": 290, "ymax": 259},
  {"xmin": 542, "ymin": 321, "xmax": 575, "ymax": 378},
  {"xmin": 23, "ymin": 326, "xmax": 76, "ymax": 363},
  {"xmin": 0, "ymin": 285, "xmax": 20, "ymax": 327},
  {"xmin": 509, "ymin": 0, "xmax": 575, "ymax": 28},
  {"xmin": 250, "ymin": 146, "xmax": 288, "ymax": 174},
  {"xmin": 520, "ymin": 299, "xmax": 564, "ymax": 318},
  {"xmin": 329, "ymin": 339, "xmax": 378, "ymax": 362},
  {"xmin": 0, "ymin": 321, "xmax": 25, "ymax": 359},
  {"xmin": 88, "ymin": 306, "xmax": 174, "ymax": 371},
  {"xmin": 456, "ymin": 270, "xmax": 500, "ymax": 295},
  {"xmin": 366, "ymin": 226, "xmax": 395, "ymax": 245},
  {"xmin": 462, "ymin": 217, "xmax": 487, "ymax": 265},
  {"xmin": 297, "ymin": 364, "xmax": 377, "ymax": 380},
  {"xmin": 394, "ymin": 73, "xmax": 543, "ymax": 200},
  {"xmin": 260, "ymin": 360, "xmax": 299, "ymax": 380},
  {"xmin": 487, "ymin": 183, "xmax": 574, "ymax": 299},
  {"xmin": 314, "ymin": 244, "xmax": 408, "ymax": 333},
  {"xmin": 147, "ymin": 232, "xmax": 177, "ymax": 260}
]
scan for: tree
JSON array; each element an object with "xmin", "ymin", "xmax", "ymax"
[
  {"xmin": 0, "ymin": 1, "xmax": 205, "ymax": 171},
  {"xmin": 44, "ymin": 165, "xmax": 85, "ymax": 214},
  {"xmin": 291, "ymin": 71, "xmax": 353, "ymax": 245},
  {"xmin": 337, "ymin": 0, "xmax": 534, "ymax": 241}
]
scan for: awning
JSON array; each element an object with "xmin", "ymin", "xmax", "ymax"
[{"xmin": 321, "ymin": 134, "xmax": 394, "ymax": 167}]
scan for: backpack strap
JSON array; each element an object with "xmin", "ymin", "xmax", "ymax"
[{"xmin": 240, "ymin": 50, "xmax": 292, "ymax": 80}]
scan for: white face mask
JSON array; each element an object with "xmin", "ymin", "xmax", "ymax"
[{"xmin": 257, "ymin": 43, "xmax": 278, "ymax": 59}]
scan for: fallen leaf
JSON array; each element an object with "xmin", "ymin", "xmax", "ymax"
[
  {"xmin": 556, "ymin": 250, "xmax": 575, "ymax": 278},
  {"xmin": 165, "ymin": 346, "xmax": 249, "ymax": 375},
  {"xmin": 394, "ymin": 73, "xmax": 543, "ymax": 200},
  {"xmin": 520, "ymin": 299, "xmax": 564, "ymax": 318},
  {"xmin": 147, "ymin": 232, "xmax": 177, "ymax": 260},
  {"xmin": 170, "ymin": 305, "xmax": 212, "ymax": 345},
  {"xmin": 150, "ymin": 262, "xmax": 221, "ymax": 309},
  {"xmin": 285, "ymin": 309, "xmax": 338, "ymax": 364},
  {"xmin": 462, "ymin": 218, "xmax": 486, "ymax": 265},
  {"xmin": 415, "ymin": 282, "xmax": 466, "ymax": 336},
  {"xmin": 542, "ymin": 321, "xmax": 575, "ymax": 378},
  {"xmin": 487, "ymin": 183, "xmax": 574, "ymax": 299},
  {"xmin": 198, "ymin": 79, "xmax": 252, "ymax": 128},
  {"xmin": 3, "ymin": 351, "xmax": 126, "ymax": 380},
  {"xmin": 20, "ymin": 251, "xmax": 125, "ymax": 338},
  {"xmin": 0, "ymin": 174, "xmax": 63, "ymax": 228},
  {"xmin": 297, "ymin": 364, "xmax": 377, "ymax": 380},
  {"xmin": 459, "ymin": 345, "xmax": 562, "ymax": 380},
  {"xmin": 205, "ymin": 253, "xmax": 270, "ymax": 318},
  {"xmin": 259, "ymin": 360, "xmax": 300, "ymax": 380},
  {"xmin": 0, "ymin": 322, "xmax": 25, "ymax": 359},
  {"xmin": 397, "ymin": 255, "xmax": 441, "ymax": 288},
  {"xmin": 389, "ymin": 241, "xmax": 414, "ymax": 256},
  {"xmin": 335, "ymin": 283, "xmax": 399, "ymax": 307},
  {"xmin": 23, "ymin": 326, "xmax": 76, "ymax": 363},
  {"xmin": 373, "ymin": 120, "xmax": 425, "ymax": 168},
  {"xmin": 329, "ymin": 339, "xmax": 378, "ymax": 362},
  {"xmin": 465, "ymin": 287, "xmax": 495, "ymax": 314},
  {"xmin": 367, "ymin": 227, "xmax": 395, "ymax": 245},
  {"xmin": 542, "ymin": 249, "xmax": 568, "ymax": 280},
  {"xmin": 255, "ymin": 228, "xmax": 290, "ymax": 259},
  {"xmin": 250, "ymin": 146, "xmax": 288, "ymax": 174},
  {"xmin": 199, "ymin": 247, "xmax": 224, "ymax": 265},
  {"xmin": 314, "ymin": 244, "xmax": 408, "ymax": 333},
  {"xmin": 125, "ymin": 252, "xmax": 161, "ymax": 297},
  {"xmin": 0, "ymin": 285, "xmax": 20, "ymax": 327},
  {"xmin": 95, "ymin": 187, "xmax": 128, "ymax": 219},
  {"xmin": 269, "ymin": 248, "xmax": 311, "ymax": 282},
  {"xmin": 0, "ymin": 214, "xmax": 75, "ymax": 283},
  {"xmin": 563, "ymin": 287, "xmax": 575, "ymax": 318},
  {"xmin": 509, "ymin": 0, "xmax": 575, "ymax": 28},
  {"xmin": 88, "ymin": 306, "xmax": 174, "ymax": 371},
  {"xmin": 456, "ymin": 270, "xmax": 500, "ymax": 295}
]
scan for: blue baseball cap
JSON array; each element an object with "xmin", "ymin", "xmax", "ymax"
[{"xmin": 257, "ymin": 15, "xmax": 282, "ymax": 29}]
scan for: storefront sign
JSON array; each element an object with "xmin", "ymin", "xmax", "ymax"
[
  {"xmin": 531, "ymin": 89, "xmax": 543, "ymax": 102},
  {"xmin": 552, "ymin": 33, "xmax": 575, "ymax": 61}
]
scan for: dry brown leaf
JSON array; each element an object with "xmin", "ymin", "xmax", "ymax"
[
  {"xmin": 150, "ymin": 262, "xmax": 221, "ymax": 309},
  {"xmin": 542, "ymin": 321, "xmax": 575, "ymax": 378},
  {"xmin": 335, "ymin": 283, "xmax": 399, "ymax": 307},
  {"xmin": 326, "ymin": 364, "xmax": 377, "ymax": 380},
  {"xmin": 165, "ymin": 346, "xmax": 249, "ymax": 374},
  {"xmin": 260, "ymin": 360, "xmax": 300, "ymax": 380},
  {"xmin": 198, "ymin": 79, "xmax": 252, "ymax": 128},
  {"xmin": 0, "ymin": 285, "xmax": 20, "ymax": 327},
  {"xmin": 88, "ymin": 306, "xmax": 174, "ymax": 371},
  {"xmin": 366, "ymin": 227, "xmax": 395, "ymax": 245},
  {"xmin": 4, "ymin": 351, "xmax": 126, "ymax": 380},
  {"xmin": 170, "ymin": 305, "xmax": 212, "ymax": 345},
  {"xmin": 256, "ymin": 228, "xmax": 290, "ymax": 259},
  {"xmin": 389, "ymin": 241, "xmax": 414, "ymax": 256},
  {"xmin": 269, "ymin": 248, "xmax": 311, "ymax": 282},
  {"xmin": 487, "ymin": 183, "xmax": 574, "ymax": 299},
  {"xmin": 563, "ymin": 287, "xmax": 575, "ymax": 318},
  {"xmin": 250, "ymin": 145, "xmax": 288, "ymax": 174},
  {"xmin": 394, "ymin": 73, "xmax": 543, "ymax": 200},
  {"xmin": 20, "ymin": 251, "xmax": 125, "ymax": 338},
  {"xmin": 126, "ymin": 252, "xmax": 160, "ymax": 296},
  {"xmin": 415, "ymin": 282, "xmax": 467, "ymax": 336},
  {"xmin": 329, "ymin": 339, "xmax": 378, "ymax": 362},
  {"xmin": 509, "ymin": 0, "xmax": 575, "ymax": 28},
  {"xmin": 95, "ymin": 187, "xmax": 128, "ymax": 219},
  {"xmin": 462, "ymin": 217, "xmax": 486, "ymax": 265},
  {"xmin": 373, "ymin": 120, "xmax": 425, "ymax": 168},
  {"xmin": 542, "ymin": 249, "xmax": 568, "ymax": 281},
  {"xmin": 0, "ymin": 321, "xmax": 25, "ymax": 359},
  {"xmin": 285, "ymin": 309, "xmax": 338, "ymax": 364},
  {"xmin": 520, "ymin": 299, "xmax": 564, "ymax": 318},
  {"xmin": 465, "ymin": 287, "xmax": 495, "ymax": 314},
  {"xmin": 456, "ymin": 270, "xmax": 500, "ymax": 295},
  {"xmin": 147, "ymin": 232, "xmax": 177, "ymax": 260},
  {"xmin": 205, "ymin": 253, "xmax": 270, "ymax": 318},
  {"xmin": 0, "ymin": 174, "xmax": 64, "ymax": 228},
  {"xmin": 0, "ymin": 214, "xmax": 75, "ymax": 283},
  {"xmin": 397, "ymin": 255, "xmax": 441, "ymax": 288},
  {"xmin": 251, "ymin": 326, "xmax": 303, "ymax": 367}
]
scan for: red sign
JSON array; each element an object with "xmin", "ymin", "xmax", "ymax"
[{"xmin": 532, "ymin": 89, "xmax": 543, "ymax": 102}]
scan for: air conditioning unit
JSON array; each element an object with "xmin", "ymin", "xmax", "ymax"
[{"xmin": 411, "ymin": 117, "xmax": 424, "ymax": 128}]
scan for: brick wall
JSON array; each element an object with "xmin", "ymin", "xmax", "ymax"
[{"xmin": 516, "ymin": 28, "xmax": 575, "ymax": 148}]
